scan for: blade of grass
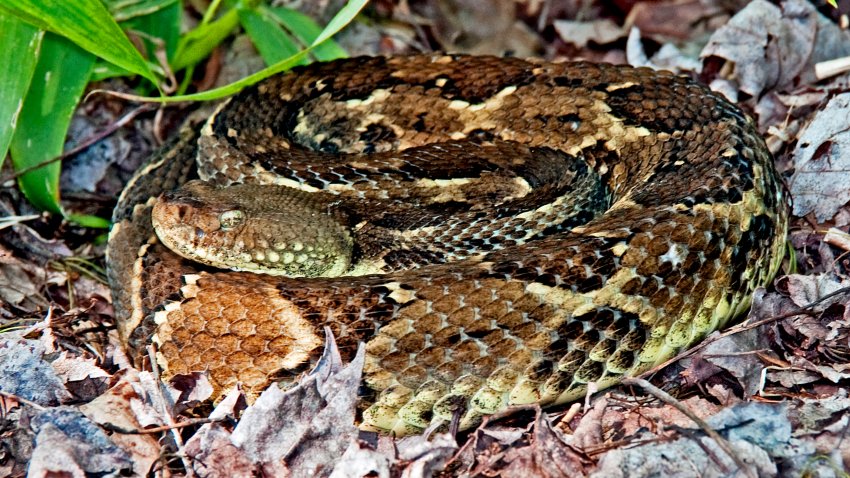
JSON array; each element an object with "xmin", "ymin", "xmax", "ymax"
[
  {"xmin": 0, "ymin": 0, "xmax": 158, "ymax": 84},
  {"xmin": 0, "ymin": 14, "xmax": 43, "ymax": 168},
  {"xmin": 172, "ymin": 7, "xmax": 240, "ymax": 71},
  {"xmin": 239, "ymin": 7, "xmax": 304, "ymax": 66},
  {"xmin": 105, "ymin": 0, "xmax": 368, "ymax": 103},
  {"xmin": 267, "ymin": 6, "xmax": 347, "ymax": 61},
  {"xmin": 312, "ymin": 0, "xmax": 367, "ymax": 47},
  {"xmin": 9, "ymin": 33, "xmax": 95, "ymax": 215}
]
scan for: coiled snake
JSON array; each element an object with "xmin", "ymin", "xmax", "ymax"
[{"xmin": 107, "ymin": 55, "xmax": 788, "ymax": 435}]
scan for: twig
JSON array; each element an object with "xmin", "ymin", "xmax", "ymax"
[
  {"xmin": 638, "ymin": 286, "xmax": 850, "ymax": 379},
  {"xmin": 0, "ymin": 214, "xmax": 41, "ymax": 230},
  {"xmin": 0, "ymin": 104, "xmax": 158, "ymax": 186},
  {"xmin": 815, "ymin": 55, "xmax": 850, "ymax": 80},
  {"xmin": 0, "ymin": 390, "xmax": 47, "ymax": 411},
  {"xmin": 824, "ymin": 227, "xmax": 850, "ymax": 252},
  {"xmin": 622, "ymin": 377, "xmax": 757, "ymax": 478},
  {"xmin": 101, "ymin": 416, "xmax": 227, "ymax": 435}
]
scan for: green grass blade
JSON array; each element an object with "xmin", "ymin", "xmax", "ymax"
[
  {"xmin": 9, "ymin": 33, "xmax": 95, "ymax": 214},
  {"xmin": 67, "ymin": 213, "xmax": 111, "ymax": 228},
  {"xmin": 0, "ymin": 14, "xmax": 42, "ymax": 169},
  {"xmin": 239, "ymin": 7, "xmax": 303, "ymax": 66},
  {"xmin": 312, "ymin": 0, "xmax": 368, "ymax": 47},
  {"xmin": 0, "ymin": 0, "xmax": 157, "ymax": 84},
  {"xmin": 122, "ymin": 0, "xmax": 368, "ymax": 103},
  {"xmin": 267, "ymin": 6, "xmax": 347, "ymax": 61},
  {"xmin": 172, "ymin": 7, "xmax": 240, "ymax": 71}
]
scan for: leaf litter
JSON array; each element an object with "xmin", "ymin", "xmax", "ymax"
[{"xmin": 3, "ymin": 0, "xmax": 850, "ymax": 476}]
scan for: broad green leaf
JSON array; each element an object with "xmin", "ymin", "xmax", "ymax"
[
  {"xmin": 268, "ymin": 6, "xmax": 347, "ymax": 61},
  {"xmin": 122, "ymin": 0, "xmax": 182, "ymax": 62},
  {"xmin": 88, "ymin": 1, "xmax": 178, "ymax": 85},
  {"xmin": 239, "ymin": 8, "xmax": 303, "ymax": 66},
  {"xmin": 90, "ymin": 61, "xmax": 134, "ymax": 82},
  {"xmin": 9, "ymin": 34, "xmax": 95, "ymax": 214},
  {"xmin": 0, "ymin": 14, "xmax": 42, "ymax": 168},
  {"xmin": 0, "ymin": 0, "xmax": 157, "ymax": 84}
]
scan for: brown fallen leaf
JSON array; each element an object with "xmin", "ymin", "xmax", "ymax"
[
  {"xmin": 28, "ymin": 407, "xmax": 133, "ymax": 477},
  {"xmin": 0, "ymin": 248, "xmax": 49, "ymax": 313},
  {"xmin": 681, "ymin": 323, "xmax": 772, "ymax": 397},
  {"xmin": 777, "ymin": 273, "xmax": 848, "ymax": 309},
  {"xmin": 701, "ymin": 0, "xmax": 850, "ymax": 99},
  {"xmin": 78, "ymin": 380, "xmax": 161, "ymax": 476},
  {"xmin": 185, "ymin": 424, "xmax": 255, "ymax": 478},
  {"xmin": 329, "ymin": 439, "xmax": 393, "ymax": 478},
  {"xmin": 229, "ymin": 333, "xmax": 364, "ymax": 476},
  {"xmin": 496, "ymin": 411, "xmax": 589, "ymax": 477},
  {"xmin": 397, "ymin": 432, "xmax": 458, "ymax": 477},
  {"xmin": 626, "ymin": 0, "xmax": 725, "ymax": 41},
  {"xmin": 554, "ymin": 19, "xmax": 626, "ymax": 48}
]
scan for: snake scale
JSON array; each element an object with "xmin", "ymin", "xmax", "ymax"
[{"xmin": 107, "ymin": 54, "xmax": 788, "ymax": 435}]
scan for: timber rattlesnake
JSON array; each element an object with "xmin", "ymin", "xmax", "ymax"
[{"xmin": 107, "ymin": 54, "xmax": 788, "ymax": 435}]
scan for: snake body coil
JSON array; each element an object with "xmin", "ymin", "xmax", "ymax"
[{"xmin": 108, "ymin": 55, "xmax": 787, "ymax": 435}]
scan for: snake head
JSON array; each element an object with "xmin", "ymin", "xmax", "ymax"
[{"xmin": 152, "ymin": 180, "xmax": 353, "ymax": 277}]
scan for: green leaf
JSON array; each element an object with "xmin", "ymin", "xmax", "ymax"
[
  {"xmin": 239, "ymin": 7, "xmax": 303, "ymax": 66},
  {"xmin": 0, "ymin": 0, "xmax": 157, "ymax": 84},
  {"xmin": 122, "ymin": 0, "xmax": 182, "ymax": 62},
  {"xmin": 312, "ymin": 0, "xmax": 367, "ymax": 47},
  {"xmin": 67, "ymin": 213, "xmax": 111, "ymax": 229},
  {"xmin": 105, "ymin": 0, "xmax": 180, "ymax": 23},
  {"xmin": 172, "ymin": 7, "xmax": 240, "ymax": 71},
  {"xmin": 90, "ymin": 61, "xmax": 134, "ymax": 82},
  {"xmin": 268, "ymin": 6, "xmax": 347, "ymax": 61},
  {"xmin": 0, "ymin": 14, "xmax": 42, "ymax": 169},
  {"xmin": 9, "ymin": 33, "xmax": 95, "ymax": 214},
  {"xmin": 136, "ymin": 0, "xmax": 367, "ymax": 103}
]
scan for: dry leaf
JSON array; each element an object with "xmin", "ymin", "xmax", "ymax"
[
  {"xmin": 231, "ymin": 334, "xmax": 363, "ymax": 475},
  {"xmin": 79, "ymin": 380, "xmax": 161, "ymax": 476},
  {"xmin": 626, "ymin": 0, "xmax": 725, "ymax": 40},
  {"xmin": 28, "ymin": 407, "xmax": 133, "ymax": 477},
  {"xmin": 0, "ymin": 338, "xmax": 72, "ymax": 406},
  {"xmin": 329, "ymin": 440, "xmax": 393, "ymax": 478},
  {"xmin": 185, "ymin": 424, "xmax": 255, "ymax": 478},
  {"xmin": 592, "ymin": 403, "xmax": 790, "ymax": 477},
  {"xmin": 397, "ymin": 433, "xmax": 458, "ymax": 478},
  {"xmin": 554, "ymin": 19, "xmax": 625, "ymax": 48},
  {"xmin": 788, "ymin": 93, "xmax": 850, "ymax": 222},
  {"xmin": 701, "ymin": 0, "xmax": 850, "ymax": 99}
]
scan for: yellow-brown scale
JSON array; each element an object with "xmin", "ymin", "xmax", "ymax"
[{"xmin": 107, "ymin": 55, "xmax": 788, "ymax": 436}]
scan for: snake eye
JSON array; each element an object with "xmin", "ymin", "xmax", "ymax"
[{"xmin": 219, "ymin": 210, "xmax": 244, "ymax": 230}]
